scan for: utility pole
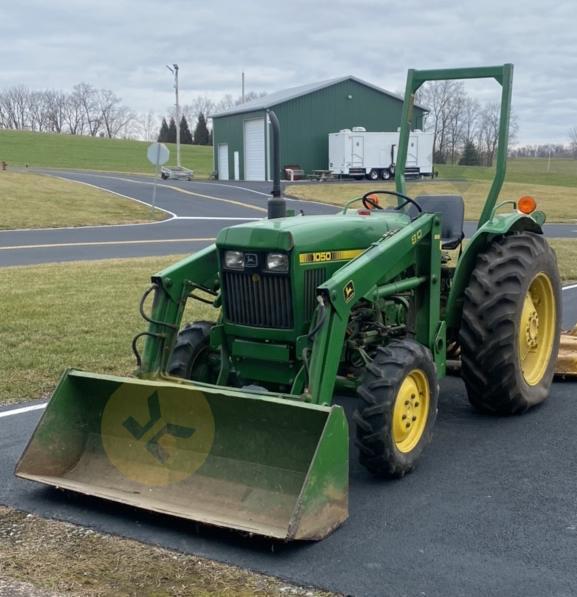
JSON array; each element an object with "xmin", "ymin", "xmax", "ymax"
[{"xmin": 167, "ymin": 63, "xmax": 181, "ymax": 167}]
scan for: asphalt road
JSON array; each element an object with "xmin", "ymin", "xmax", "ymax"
[
  {"xmin": 2, "ymin": 376, "xmax": 576, "ymax": 597},
  {"xmin": 2, "ymin": 171, "xmax": 577, "ymax": 596},
  {"xmin": 1, "ymin": 169, "xmax": 576, "ymax": 267}
]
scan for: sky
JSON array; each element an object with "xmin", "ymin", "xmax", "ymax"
[{"xmin": 1, "ymin": 0, "xmax": 576, "ymax": 145}]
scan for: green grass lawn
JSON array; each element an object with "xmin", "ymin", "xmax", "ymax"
[
  {"xmin": 0, "ymin": 171, "xmax": 166, "ymax": 229},
  {"xmin": 437, "ymin": 158, "xmax": 577, "ymax": 188},
  {"xmin": 0, "ymin": 130, "xmax": 213, "ymax": 177},
  {"xmin": 1, "ymin": 247, "xmax": 576, "ymax": 405},
  {"xmin": 0, "ymin": 255, "xmax": 217, "ymax": 405}
]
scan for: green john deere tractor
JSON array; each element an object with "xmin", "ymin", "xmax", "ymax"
[{"xmin": 17, "ymin": 64, "xmax": 561, "ymax": 541}]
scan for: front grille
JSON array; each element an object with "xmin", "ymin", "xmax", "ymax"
[
  {"xmin": 304, "ymin": 267, "xmax": 327, "ymax": 316},
  {"xmin": 223, "ymin": 270, "xmax": 293, "ymax": 328}
]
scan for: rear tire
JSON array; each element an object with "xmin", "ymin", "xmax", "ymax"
[
  {"xmin": 381, "ymin": 168, "xmax": 392, "ymax": 180},
  {"xmin": 167, "ymin": 321, "xmax": 217, "ymax": 383},
  {"xmin": 354, "ymin": 339, "xmax": 439, "ymax": 478},
  {"xmin": 367, "ymin": 169, "xmax": 380, "ymax": 181},
  {"xmin": 460, "ymin": 232, "xmax": 561, "ymax": 414}
]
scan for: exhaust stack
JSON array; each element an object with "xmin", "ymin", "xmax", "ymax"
[{"xmin": 267, "ymin": 109, "xmax": 286, "ymax": 219}]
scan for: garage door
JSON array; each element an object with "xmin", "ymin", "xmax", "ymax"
[
  {"xmin": 218, "ymin": 143, "xmax": 229, "ymax": 181},
  {"xmin": 244, "ymin": 118, "xmax": 265, "ymax": 180}
]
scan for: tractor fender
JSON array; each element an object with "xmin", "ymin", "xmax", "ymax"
[{"xmin": 445, "ymin": 212, "xmax": 543, "ymax": 335}]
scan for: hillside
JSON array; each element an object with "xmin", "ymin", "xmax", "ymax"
[{"xmin": 0, "ymin": 130, "xmax": 213, "ymax": 177}]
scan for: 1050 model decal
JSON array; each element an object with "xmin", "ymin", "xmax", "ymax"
[{"xmin": 299, "ymin": 249, "xmax": 364, "ymax": 265}]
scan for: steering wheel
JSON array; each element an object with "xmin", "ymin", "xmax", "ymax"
[{"xmin": 362, "ymin": 190, "xmax": 423, "ymax": 213}]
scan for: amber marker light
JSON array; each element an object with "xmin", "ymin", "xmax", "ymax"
[
  {"xmin": 367, "ymin": 194, "xmax": 380, "ymax": 209},
  {"xmin": 518, "ymin": 195, "xmax": 537, "ymax": 214}
]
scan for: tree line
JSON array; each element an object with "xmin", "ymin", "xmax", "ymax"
[
  {"xmin": 0, "ymin": 83, "xmax": 135, "ymax": 138},
  {"xmin": 0, "ymin": 82, "xmax": 266, "ymax": 146},
  {"xmin": 157, "ymin": 90, "xmax": 267, "ymax": 145},
  {"xmin": 416, "ymin": 81, "xmax": 520, "ymax": 166},
  {"xmin": 157, "ymin": 114, "xmax": 210, "ymax": 145}
]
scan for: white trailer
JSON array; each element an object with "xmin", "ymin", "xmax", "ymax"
[{"xmin": 328, "ymin": 128, "xmax": 434, "ymax": 180}]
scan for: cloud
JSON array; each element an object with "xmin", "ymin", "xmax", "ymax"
[{"xmin": 0, "ymin": 0, "xmax": 576, "ymax": 143}]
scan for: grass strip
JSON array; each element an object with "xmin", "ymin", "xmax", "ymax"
[
  {"xmin": 0, "ymin": 507, "xmax": 331, "ymax": 596},
  {"xmin": 0, "ymin": 172, "xmax": 166, "ymax": 229}
]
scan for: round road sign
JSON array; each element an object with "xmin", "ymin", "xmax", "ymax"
[{"xmin": 147, "ymin": 142, "xmax": 170, "ymax": 166}]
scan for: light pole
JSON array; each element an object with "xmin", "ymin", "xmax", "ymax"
[{"xmin": 166, "ymin": 63, "xmax": 181, "ymax": 168}]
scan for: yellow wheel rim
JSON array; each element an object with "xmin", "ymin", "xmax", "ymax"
[
  {"xmin": 518, "ymin": 272, "xmax": 556, "ymax": 386},
  {"xmin": 392, "ymin": 369, "xmax": 430, "ymax": 453}
]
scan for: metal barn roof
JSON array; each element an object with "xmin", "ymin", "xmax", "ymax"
[{"xmin": 210, "ymin": 76, "xmax": 428, "ymax": 118}]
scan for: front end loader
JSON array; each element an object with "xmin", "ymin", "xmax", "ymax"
[{"xmin": 16, "ymin": 65, "xmax": 562, "ymax": 540}]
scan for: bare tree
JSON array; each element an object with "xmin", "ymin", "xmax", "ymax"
[
  {"xmin": 98, "ymin": 89, "xmax": 134, "ymax": 138},
  {"xmin": 416, "ymin": 80, "xmax": 464, "ymax": 163},
  {"xmin": 138, "ymin": 110, "xmax": 158, "ymax": 141},
  {"xmin": 0, "ymin": 86, "xmax": 31, "ymax": 129},
  {"xmin": 63, "ymin": 92, "xmax": 84, "ymax": 135},
  {"xmin": 28, "ymin": 91, "xmax": 50, "ymax": 132},
  {"xmin": 234, "ymin": 90, "xmax": 267, "ymax": 106},
  {"xmin": 44, "ymin": 90, "xmax": 67, "ymax": 133},
  {"xmin": 73, "ymin": 83, "xmax": 101, "ymax": 136},
  {"xmin": 461, "ymin": 96, "xmax": 480, "ymax": 145},
  {"xmin": 569, "ymin": 127, "xmax": 577, "ymax": 158},
  {"xmin": 183, "ymin": 95, "xmax": 216, "ymax": 124}
]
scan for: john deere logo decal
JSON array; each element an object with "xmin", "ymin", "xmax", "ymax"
[
  {"xmin": 101, "ymin": 385, "xmax": 215, "ymax": 487},
  {"xmin": 343, "ymin": 280, "xmax": 355, "ymax": 303}
]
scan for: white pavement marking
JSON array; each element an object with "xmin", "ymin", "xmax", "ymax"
[
  {"xmin": 3, "ymin": 217, "xmax": 259, "ymax": 234},
  {"xmin": 174, "ymin": 217, "xmax": 259, "ymax": 220},
  {"xmin": 61, "ymin": 173, "xmax": 268, "ymax": 213},
  {"xmin": 0, "ymin": 403, "xmax": 46, "ymax": 419},
  {"xmin": 52, "ymin": 176, "xmax": 178, "ymax": 219},
  {"xmin": 562, "ymin": 283, "xmax": 577, "ymax": 291},
  {"xmin": 0, "ymin": 238, "xmax": 215, "ymax": 251}
]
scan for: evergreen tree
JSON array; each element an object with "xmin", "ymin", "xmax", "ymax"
[
  {"xmin": 158, "ymin": 118, "xmax": 169, "ymax": 142},
  {"xmin": 459, "ymin": 140, "xmax": 481, "ymax": 166},
  {"xmin": 193, "ymin": 112, "xmax": 210, "ymax": 145},
  {"xmin": 179, "ymin": 116, "xmax": 193, "ymax": 144},
  {"xmin": 167, "ymin": 117, "xmax": 177, "ymax": 143}
]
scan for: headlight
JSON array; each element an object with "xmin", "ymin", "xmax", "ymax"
[
  {"xmin": 224, "ymin": 250, "xmax": 244, "ymax": 269},
  {"xmin": 266, "ymin": 253, "xmax": 289, "ymax": 272}
]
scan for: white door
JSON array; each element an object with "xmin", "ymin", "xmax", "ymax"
[
  {"xmin": 234, "ymin": 151, "xmax": 240, "ymax": 180},
  {"xmin": 218, "ymin": 144, "xmax": 229, "ymax": 180},
  {"xmin": 351, "ymin": 136, "xmax": 364, "ymax": 166},
  {"xmin": 407, "ymin": 137, "xmax": 418, "ymax": 167},
  {"xmin": 244, "ymin": 118, "xmax": 265, "ymax": 180}
]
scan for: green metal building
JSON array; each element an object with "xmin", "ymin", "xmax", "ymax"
[{"xmin": 210, "ymin": 76, "xmax": 427, "ymax": 181}]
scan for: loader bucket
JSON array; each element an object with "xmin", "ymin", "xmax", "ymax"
[
  {"xmin": 16, "ymin": 370, "xmax": 349, "ymax": 540},
  {"xmin": 555, "ymin": 328, "xmax": 577, "ymax": 378}
]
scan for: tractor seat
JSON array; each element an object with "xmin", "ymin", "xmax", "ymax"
[{"xmin": 410, "ymin": 195, "xmax": 465, "ymax": 250}]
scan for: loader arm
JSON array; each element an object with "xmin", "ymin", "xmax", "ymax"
[
  {"xmin": 138, "ymin": 244, "xmax": 219, "ymax": 377},
  {"xmin": 307, "ymin": 213, "xmax": 444, "ymax": 406},
  {"xmin": 395, "ymin": 64, "xmax": 513, "ymax": 229}
]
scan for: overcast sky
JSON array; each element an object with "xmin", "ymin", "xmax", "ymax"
[{"xmin": 1, "ymin": 0, "xmax": 575, "ymax": 145}]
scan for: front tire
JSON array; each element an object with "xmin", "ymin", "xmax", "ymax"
[
  {"xmin": 167, "ymin": 321, "xmax": 217, "ymax": 383},
  {"xmin": 354, "ymin": 339, "xmax": 439, "ymax": 478},
  {"xmin": 367, "ymin": 169, "xmax": 380, "ymax": 181},
  {"xmin": 460, "ymin": 232, "xmax": 561, "ymax": 414}
]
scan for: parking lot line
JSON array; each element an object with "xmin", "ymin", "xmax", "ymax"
[{"xmin": 0, "ymin": 403, "xmax": 46, "ymax": 419}]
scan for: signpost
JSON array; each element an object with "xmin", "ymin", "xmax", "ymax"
[{"xmin": 147, "ymin": 142, "xmax": 169, "ymax": 214}]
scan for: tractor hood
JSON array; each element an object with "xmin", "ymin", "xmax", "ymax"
[{"xmin": 216, "ymin": 212, "xmax": 410, "ymax": 253}]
